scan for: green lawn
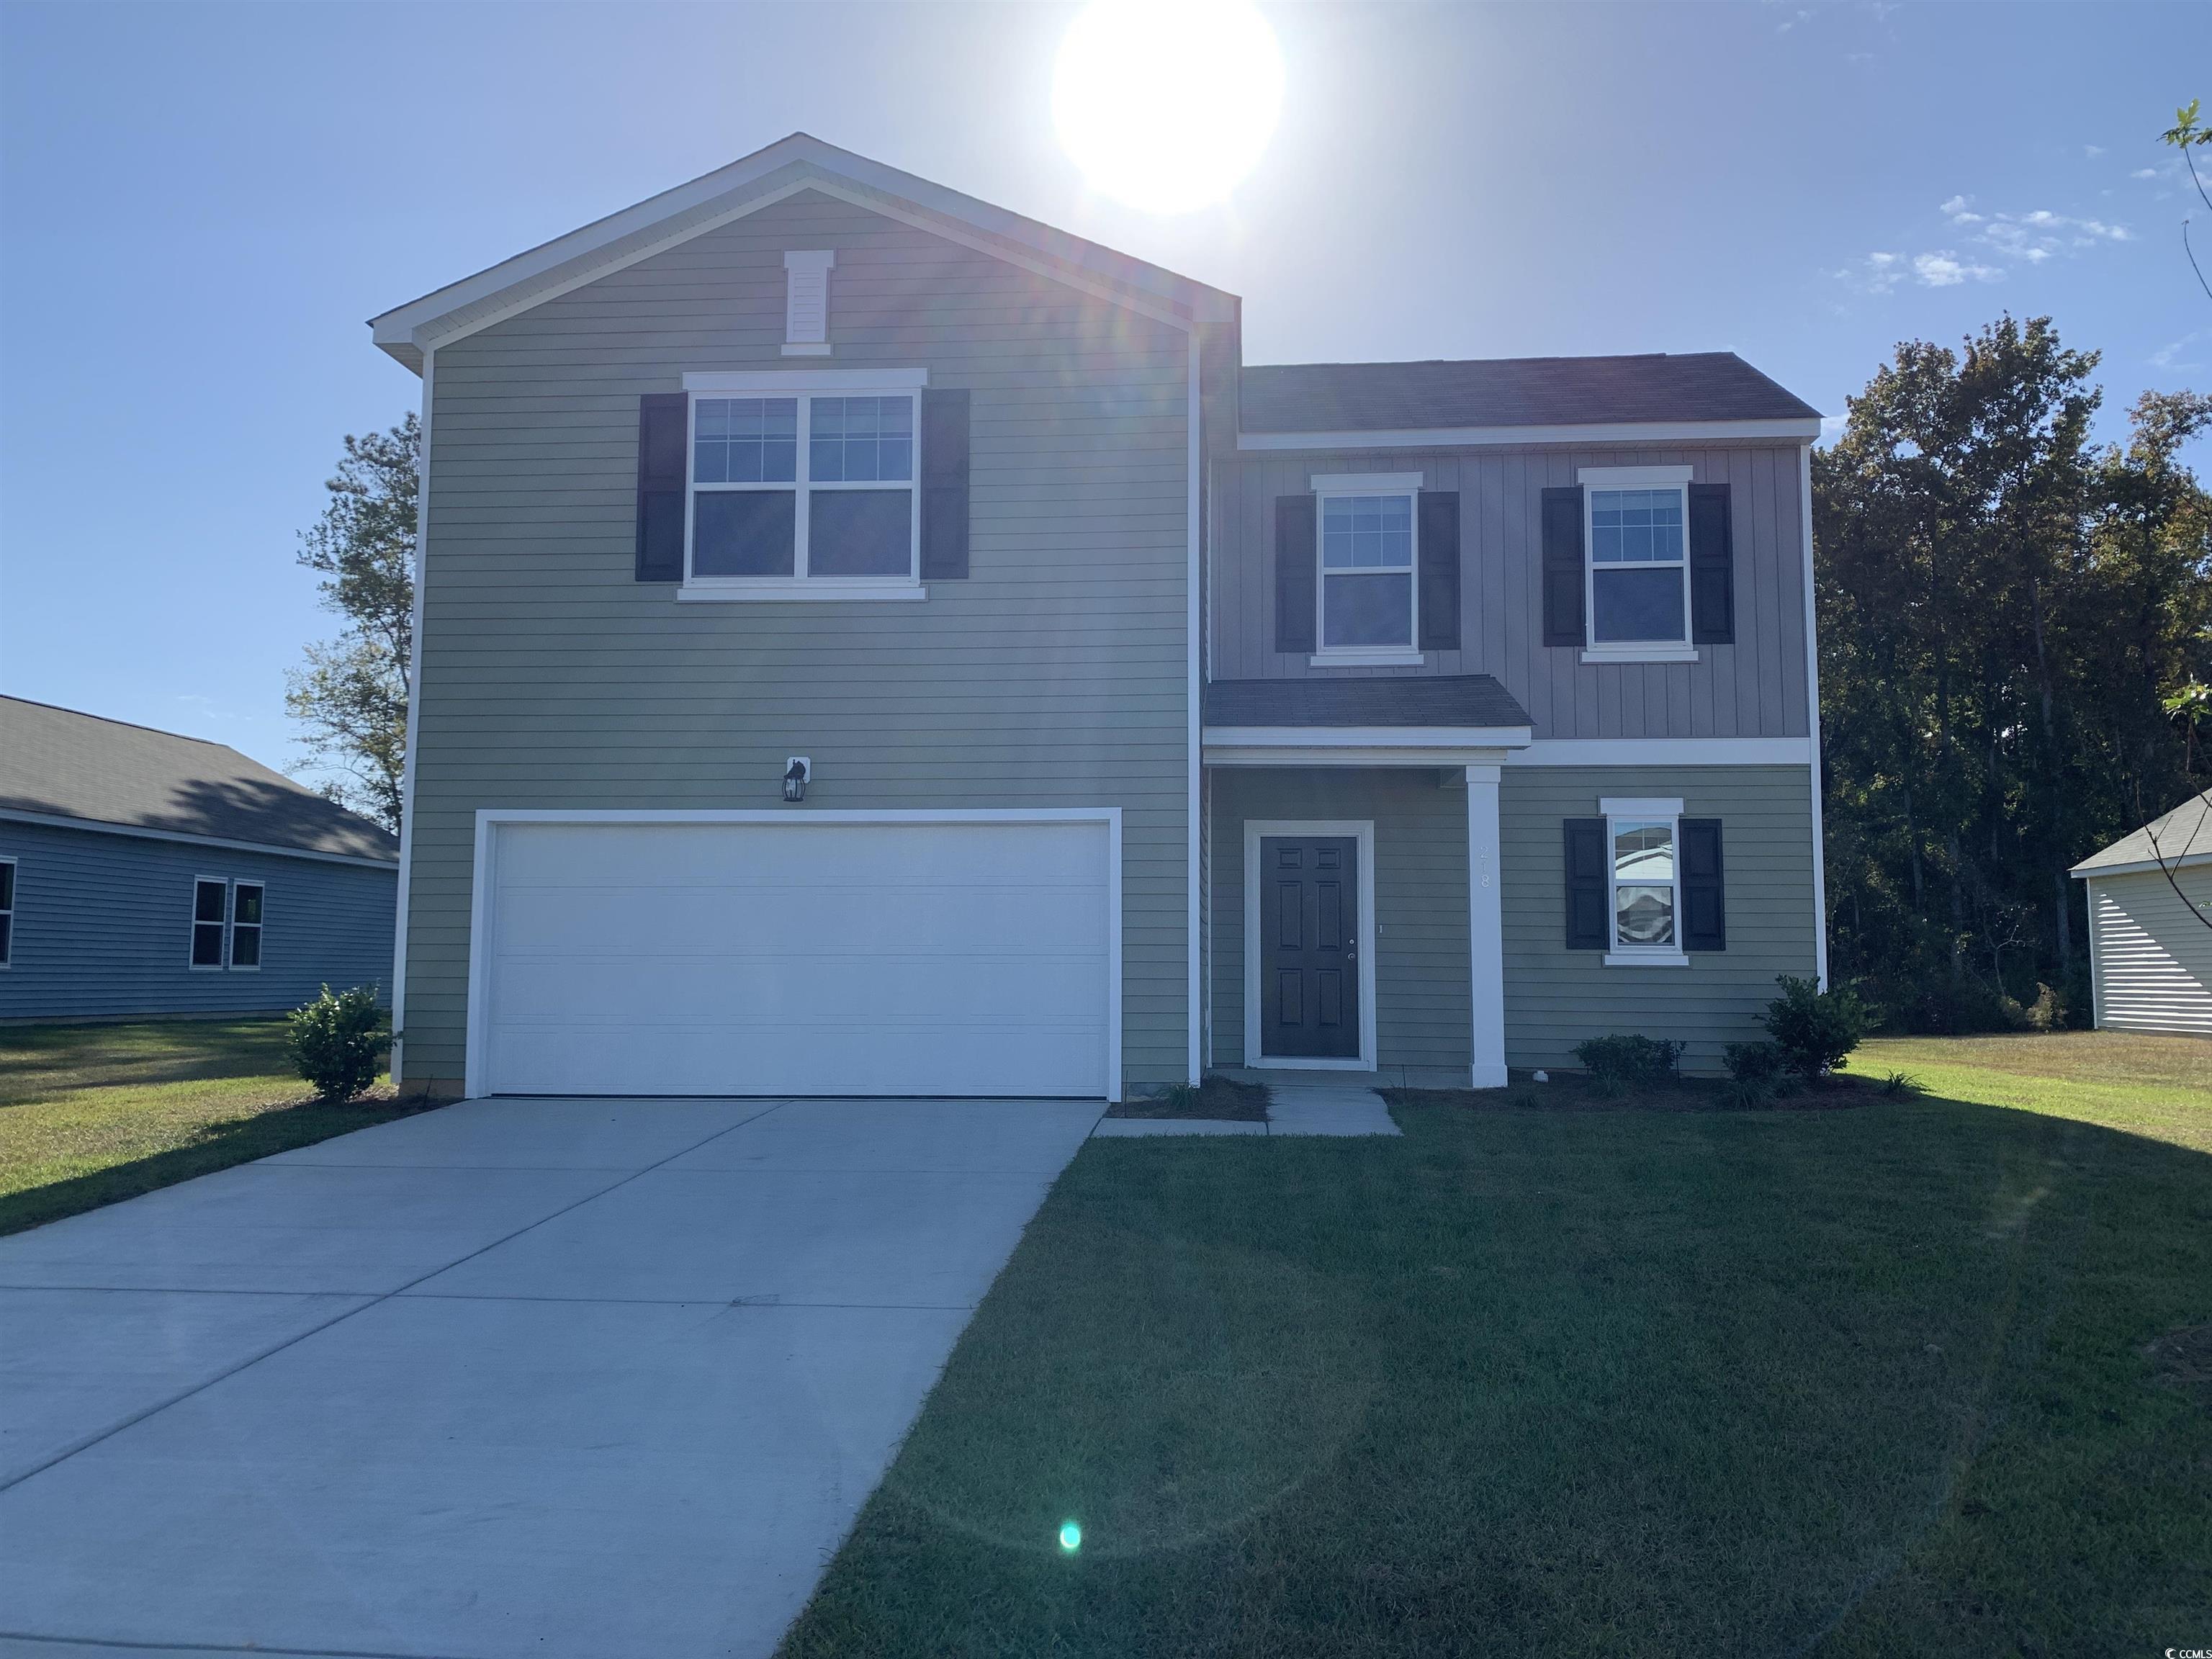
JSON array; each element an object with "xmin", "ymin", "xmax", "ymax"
[
  {"xmin": 779, "ymin": 1033, "xmax": 2211, "ymax": 1658},
  {"xmin": 0, "ymin": 1018, "xmax": 427, "ymax": 1236}
]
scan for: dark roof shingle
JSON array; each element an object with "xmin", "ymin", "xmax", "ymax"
[
  {"xmin": 1205, "ymin": 675, "xmax": 1531, "ymax": 730},
  {"xmin": 0, "ymin": 697, "xmax": 398, "ymax": 863},
  {"xmin": 1241, "ymin": 352, "xmax": 1820, "ymax": 434}
]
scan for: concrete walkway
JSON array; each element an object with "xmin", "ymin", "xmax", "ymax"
[
  {"xmin": 1091, "ymin": 1082, "xmax": 1401, "ymax": 1138},
  {"xmin": 0, "ymin": 1094, "xmax": 1100, "ymax": 1659}
]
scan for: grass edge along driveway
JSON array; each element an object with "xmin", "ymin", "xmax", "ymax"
[
  {"xmin": 778, "ymin": 1032, "xmax": 2211, "ymax": 1659},
  {"xmin": 0, "ymin": 1017, "xmax": 428, "ymax": 1236}
]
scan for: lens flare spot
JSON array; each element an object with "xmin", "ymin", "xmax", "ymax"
[{"xmin": 1058, "ymin": 1519, "xmax": 1082, "ymax": 1552}]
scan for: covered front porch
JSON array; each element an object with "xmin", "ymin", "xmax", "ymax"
[{"xmin": 1202, "ymin": 676, "xmax": 1531, "ymax": 1089}]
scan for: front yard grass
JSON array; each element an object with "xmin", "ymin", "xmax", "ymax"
[
  {"xmin": 0, "ymin": 1018, "xmax": 428, "ymax": 1236},
  {"xmin": 780, "ymin": 1032, "xmax": 2211, "ymax": 1658}
]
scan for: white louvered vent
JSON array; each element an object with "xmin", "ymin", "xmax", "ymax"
[{"xmin": 782, "ymin": 250, "xmax": 835, "ymax": 356}]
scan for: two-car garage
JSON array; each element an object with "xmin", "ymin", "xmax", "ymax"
[{"xmin": 467, "ymin": 811, "xmax": 1119, "ymax": 1099}]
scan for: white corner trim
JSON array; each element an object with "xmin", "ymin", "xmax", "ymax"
[
  {"xmin": 1604, "ymin": 950, "xmax": 1691, "ymax": 968},
  {"xmin": 675, "ymin": 580, "xmax": 927, "ymax": 603},
  {"xmin": 1242, "ymin": 819, "xmax": 1377, "ymax": 1073},
  {"xmin": 1601, "ymin": 796, "xmax": 1684, "ymax": 817},
  {"xmin": 1581, "ymin": 646, "xmax": 1700, "ymax": 665},
  {"xmin": 683, "ymin": 367, "xmax": 927, "ymax": 392},
  {"xmin": 1310, "ymin": 649, "xmax": 1424, "ymax": 669},
  {"xmin": 390, "ymin": 344, "xmax": 434, "ymax": 1086},
  {"xmin": 1465, "ymin": 765, "xmax": 1506, "ymax": 1089},
  {"xmin": 1186, "ymin": 331, "xmax": 1203, "ymax": 1085},
  {"xmin": 463, "ymin": 807, "xmax": 1125, "ymax": 1103},
  {"xmin": 1578, "ymin": 464, "xmax": 1694, "ymax": 487},
  {"xmin": 1310, "ymin": 471, "xmax": 1422, "ymax": 493},
  {"xmin": 1799, "ymin": 442, "xmax": 1830, "ymax": 989},
  {"xmin": 1504, "ymin": 737, "xmax": 1812, "ymax": 767},
  {"xmin": 1237, "ymin": 417, "xmax": 1823, "ymax": 453}
]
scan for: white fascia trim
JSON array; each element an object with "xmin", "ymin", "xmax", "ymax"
[
  {"xmin": 683, "ymin": 367, "xmax": 927, "ymax": 392},
  {"xmin": 1578, "ymin": 464, "xmax": 1694, "ymax": 487},
  {"xmin": 1244, "ymin": 818, "xmax": 1377, "ymax": 1073},
  {"xmin": 1186, "ymin": 333, "xmax": 1203, "ymax": 1085},
  {"xmin": 1799, "ymin": 443, "xmax": 1830, "ymax": 988},
  {"xmin": 1310, "ymin": 471, "xmax": 1422, "ymax": 492},
  {"xmin": 390, "ymin": 346, "xmax": 433, "ymax": 1084},
  {"xmin": 1238, "ymin": 417, "xmax": 1824, "ymax": 452},
  {"xmin": 1600, "ymin": 796, "xmax": 1684, "ymax": 818},
  {"xmin": 675, "ymin": 581, "xmax": 927, "ymax": 603},
  {"xmin": 1204, "ymin": 725, "xmax": 1534, "ymax": 750},
  {"xmin": 1505, "ymin": 737, "xmax": 1812, "ymax": 766},
  {"xmin": 2070, "ymin": 853, "xmax": 2212, "ymax": 880},
  {"xmin": 0, "ymin": 808, "xmax": 397, "ymax": 871},
  {"xmin": 464, "ymin": 807, "xmax": 1125, "ymax": 1103},
  {"xmin": 1581, "ymin": 646, "xmax": 1699, "ymax": 665},
  {"xmin": 1605, "ymin": 950, "xmax": 1691, "ymax": 968}
]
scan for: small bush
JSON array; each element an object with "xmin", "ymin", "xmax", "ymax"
[
  {"xmin": 1761, "ymin": 975, "xmax": 1871, "ymax": 1079},
  {"xmin": 289, "ymin": 984, "xmax": 388, "ymax": 1102},
  {"xmin": 1722, "ymin": 1040, "xmax": 1789, "ymax": 1087},
  {"xmin": 2025, "ymin": 981, "xmax": 2062, "ymax": 1032},
  {"xmin": 1880, "ymin": 1070, "xmax": 1924, "ymax": 1098},
  {"xmin": 1573, "ymin": 1033, "xmax": 1685, "ymax": 1089}
]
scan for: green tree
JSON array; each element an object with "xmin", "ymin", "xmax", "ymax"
[
  {"xmin": 285, "ymin": 415, "xmax": 419, "ymax": 832},
  {"xmin": 2159, "ymin": 98, "xmax": 2212, "ymax": 302}
]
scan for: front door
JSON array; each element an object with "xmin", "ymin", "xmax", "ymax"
[{"xmin": 1259, "ymin": 835, "xmax": 1361, "ymax": 1060}]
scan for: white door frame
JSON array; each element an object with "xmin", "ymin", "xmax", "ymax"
[
  {"xmin": 1243, "ymin": 818, "xmax": 1377, "ymax": 1072},
  {"xmin": 466, "ymin": 807, "xmax": 1123, "ymax": 1100}
]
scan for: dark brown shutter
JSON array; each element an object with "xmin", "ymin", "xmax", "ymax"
[
  {"xmin": 634, "ymin": 393, "xmax": 688, "ymax": 582},
  {"xmin": 1418, "ymin": 490, "xmax": 1461, "ymax": 652},
  {"xmin": 1680, "ymin": 819, "xmax": 1726, "ymax": 950},
  {"xmin": 1689, "ymin": 482, "xmax": 1735, "ymax": 644},
  {"xmin": 920, "ymin": 388, "xmax": 971, "ymax": 580},
  {"xmin": 1564, "ymin": 818, "xmax": 1609, "ymax": 949},
  {"xmin": 1274, "ymin": 495, "xmax": 1317, "ymax": 655},
  {"xmin": 1541, "ymin": 485, "xmax": 1585, "ymax": 647}
]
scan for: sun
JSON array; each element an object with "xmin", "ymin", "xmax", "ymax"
[{"xmin": 1053, "ymin": 0, "xmax": 1283, "ymax": 215}]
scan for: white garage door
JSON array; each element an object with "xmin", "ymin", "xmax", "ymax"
[{"xmin": 475, "ymin": 817, "xmax": 1115, "ymax": 1097}]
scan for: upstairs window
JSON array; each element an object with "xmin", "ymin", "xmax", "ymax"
[
  {"xmin": 1583, "ymin": 467, "xmax": 1692, "ymax": 652},
  {"xmin": 685, "ymin": 374, "xmax": 924, "ymax": 592},
  {"xmin": 1314, "ymin": 475, "xmax": 1421, "ymax": 657}
]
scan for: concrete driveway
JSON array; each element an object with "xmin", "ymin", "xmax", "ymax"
[{"xmin": 0, "ymin": 1094, "xmax": 1102, "ymax": 1659}]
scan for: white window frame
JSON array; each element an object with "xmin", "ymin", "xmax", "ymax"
[
  {"xmin": 1310, "ymin": 472, "xmax": 1424, "ymax": 668},
  {"xmin": 229, "ymin": 880, "xmax": 264, "ymax": 972},
  {"xmin": 0, "ymin": 855, "xmax": 14, "ymax": 968},
  {"xmin": 189, "ymin": 876, "xmax": 230, "ymax": 971},
  {"xmin": 1579, "ymin": 465, "xmax": 1698, "ymax": 665},
  {"xmin": 1599, "ymin": 796, "xmax": 1689, "ymax": 966},
  {"xmin": 678, "ymin": 368, "xmax": 928, "ymax": 603}
]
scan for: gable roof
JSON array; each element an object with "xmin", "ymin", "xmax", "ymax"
[
  {"xmin": 1241, "ymin": 353, "xmax": 1822, "ymax": 436},
  {"xmin": 370, "ymin": 132, "xmax": 1236, "ymax": 371},
  {"xmin": 2071, "ymin": 789, "xmax": 2212, "ymax": 878},
  {"xmin": 0, "ymin": 697, "xmax": 399, "ymax": 864}
]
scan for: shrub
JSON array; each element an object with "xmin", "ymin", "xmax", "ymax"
[
  {"xmin": 1722, "ymin": 1040, "xmax": 1789, "ymax": 1087},
  {"xmin": 1761, "ymin": 974, "xmax": 1871, "ymax": 1079},
  {"xmin": 288, "ymin": 984, "xmax": 388, "ymax": 1102},
  {"xmin": 1879, "ymin": 1070, "xmax": 1924, "ymax": 1098},
  {"xmin": 1572, "ymin": 1033, "xmax": 1685, "ymax": 1089}
]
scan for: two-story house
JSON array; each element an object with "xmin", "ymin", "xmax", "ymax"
[{"xmin": 373, "ymin": 135, "xmax": 1824, "ymax": 1102}]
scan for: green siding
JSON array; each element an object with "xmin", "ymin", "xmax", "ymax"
[
  {"xmin": 402, "ymin": 189, "xmax": 1192, "ymax": 1096},
  {"xmin": 1501, "ymin": 765, "xmax": 1818, "ymax": 1071}
]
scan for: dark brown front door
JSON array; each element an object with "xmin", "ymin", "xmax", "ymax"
[{"xmin": 1260, "ymin": 836, "xmax": 1360, "ymax": 1059}]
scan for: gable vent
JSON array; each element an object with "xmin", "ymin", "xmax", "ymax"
[{"xmin": 782, "ymin": 250, "xmax": 835, "ymax": 356}]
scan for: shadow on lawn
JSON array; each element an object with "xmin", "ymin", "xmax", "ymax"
[
  {"xmin": 778, "ymin": 1087, "xmax": 2212, "ymax": 1659},
  {"xmin": 0, "ymin": 1093, "xmax": 436, "ymax": 1236}
]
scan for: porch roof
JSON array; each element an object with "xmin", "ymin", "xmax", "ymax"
[{"xmin": 1203, "ymin": 675, "xmax": 1532, "ymax": 730}]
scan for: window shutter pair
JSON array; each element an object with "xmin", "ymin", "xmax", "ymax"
[
  {"xmin": 1272, "ymin": 492, "xmax": 1461, "ymax": 654},
  {"xmin": 1539, "ymin": 482, "xmax": 1735, "ymax": 646},
  {"xmin": 634, "ymin": 388, "xmax": 972, "ymax": 582},
  {"xmin": 1562, "ymin": 817, "xmax": 1725, "ymax": 951}
]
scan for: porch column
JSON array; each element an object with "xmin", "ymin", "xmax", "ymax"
[{"xmin": 1466, "ymin": 763, "xmax": 1507, "ymax": 1087}]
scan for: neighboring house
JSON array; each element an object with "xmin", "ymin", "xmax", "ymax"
[
  {"xmin": 371, "ymin": 134, "xmax": 1825, "ymax": 1102},
  {"xmin": 0, "ymin": 698, "xmax": 397, "ymax": 1020},
  {"xmin": 2071, "ymin": 790, "xmax": 2212, "ymax": 1036}
]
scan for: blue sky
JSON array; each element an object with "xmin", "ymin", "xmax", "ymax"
[{"xmin": 2, "ymin": 0, "xmax": 2206, "ymax": 779}]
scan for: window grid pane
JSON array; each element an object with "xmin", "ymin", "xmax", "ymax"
[
  {"xmin": 1321, "ymin": 493, "xmax": 1413, "ymax": 570},
  {"xmin": 810, "ymin": 396, "xmax": 914, "ymax": 483},
  {"xmin": 693, "ymin": 397, "xmax": 797, "ymax": 485},
  {"xmin": 1591, "ymin": 488, "xmax": 1685, "ymax": 565}
]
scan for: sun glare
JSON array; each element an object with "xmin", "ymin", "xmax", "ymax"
[{"xmin": 1053, "ymin": 0, "xmax": 1283, "ymax": 215}]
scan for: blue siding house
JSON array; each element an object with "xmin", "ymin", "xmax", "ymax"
[{"xmin": 0, "ymin": 698, "xmax": 397, "ymax": 1021}]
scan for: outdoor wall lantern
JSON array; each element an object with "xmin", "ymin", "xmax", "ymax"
[{"xmin": 783, "ymin": 757, "xmax": 811, "ymax": 803}]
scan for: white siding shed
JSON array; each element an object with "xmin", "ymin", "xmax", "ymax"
[{"xmin": 2072, "ymin": 791, "xmax": 2212, "ymax": 1038}]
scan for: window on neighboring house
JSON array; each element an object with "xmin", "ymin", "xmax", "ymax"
[
  {"xmin": 688, "ymin": 385, "xmax": 920, "ymax": 588},
  {"xmin": 1317, "ymin": 487, "xmax": 1417, "ymax": 652},
  {"xmin": 191, "ymin": 878, "xmax": 228, "ymax": 968},
  {"xmin": 230, "ymin": 882, "xmax": 264, "ymax": 969},
  {"xmin": 0, "ymin": 858, "xmax": 14, "ymax": 968},
  {"xmin": 1586, "ymin": 471, "xmax": 1691, "ymax": 650}
]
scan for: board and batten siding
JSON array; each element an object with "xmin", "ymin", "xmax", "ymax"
[
  {"xmin": 1213, "ymin": 444, "xmax": 1810, "ymax": 739},
  {"xmin": 1502, "ymin": 765, "xmax": 1817, "ymax": 1071},
  {"xmin": 1210, "ymin": 767, "xmax": 1472, "ymax": 1073},
  {"xmin": 2087, "ymin": 868, "xmax": 2212, "ymax": 1034},
  {"xmin": 0, "ymin": 820, "xmax": 395, "ymax": 1021},
  {"xmin": 403, "ymin": 189, "xmax": 1193, "ymax": 1096}
]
